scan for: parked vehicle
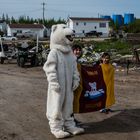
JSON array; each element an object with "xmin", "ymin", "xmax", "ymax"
[
  {"xmin": 0, "ymin": 42, "xmax": 17, "ymax": 64},
  {"xmin": 16, "ymin": 31, "xmax": 36, "ymax": 39},
  {"xmin": 17, "ymin": 42, "xmax": 43, "ymax": 67},
  {"xmin": 85, "ymin": 31, "xmax": 102, "ymax": 37},
  {"xmin": 1, "ymin": 36, "xmax": 17, "ymax": 41}
]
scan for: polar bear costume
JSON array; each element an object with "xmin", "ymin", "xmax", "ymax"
[{"xmin": 43, "ymin": 24, "xmax": 84, "ymax": 138}]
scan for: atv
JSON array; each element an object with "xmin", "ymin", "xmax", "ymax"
[
  {"xmin": 0, "ymin": 42, "xmax": 17, "ymax": 64},
  {"xmin": 17, "ymin": 44, "xmax": 43, "ymax": 67}
]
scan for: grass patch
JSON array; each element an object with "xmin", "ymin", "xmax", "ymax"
[
  {"xmin": 74, "ymin": 39, "xmax": 133, "ymax": 55},
  {"xmin": 94, "ymin": 40, "xmax": 132, "ymax": 55}
]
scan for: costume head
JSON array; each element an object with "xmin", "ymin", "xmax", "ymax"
[{"xmin": 50, "ymin": 24, "xmax": 74, "ymax": 49}]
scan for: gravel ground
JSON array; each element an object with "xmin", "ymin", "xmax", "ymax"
[{"xmin": 0, "ymin": 62, "xmax": 140, "ymax": 140}]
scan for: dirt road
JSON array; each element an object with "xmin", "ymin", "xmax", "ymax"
[{"xmin": 0, "ymin": 63, "xmax": 140, "ymax": 140}]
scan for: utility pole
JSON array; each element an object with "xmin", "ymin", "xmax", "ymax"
[{"xmin": 41, "ymin": 2, "xmax": 46, "ymax": 24}]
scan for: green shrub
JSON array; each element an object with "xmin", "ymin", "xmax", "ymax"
[{"xmin": 93, "ymin": 40, "xmax": 132, "ymax": 55}]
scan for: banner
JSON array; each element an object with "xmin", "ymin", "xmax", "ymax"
[{"xmin": 79, "ymin": 64, "xmax": 106, "ymax": 113}]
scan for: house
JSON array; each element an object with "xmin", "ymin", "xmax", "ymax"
[
  {"xmin": 67, "ymin": 17, "xmax": 110, "ymax": 37},
  {"xmin": 7, "ymin": 23, "xmax": 46, "ymax": 38}
]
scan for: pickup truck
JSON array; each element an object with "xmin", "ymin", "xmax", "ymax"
[{"xmin": 85, "ymin": 31, "xmax": 102, "ymax": 37}]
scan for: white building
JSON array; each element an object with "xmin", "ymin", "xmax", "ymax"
[
  {"xmin": 7, "ymin": 23, "xmax": 46, "ymax": 38},
  {"xmin": 67, "ymin": 17, "xmax": 110, "ymax": 37}
]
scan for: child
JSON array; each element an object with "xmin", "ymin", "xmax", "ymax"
[
  {"xmin": 72, "ymin": 44, "xmax": 83, "ymax": 124},
  {"xmin": 100, "ymin": 52, "xmax": 115, "ymax": 113}
]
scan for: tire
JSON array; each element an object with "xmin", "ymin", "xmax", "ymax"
[
  {"xmin": 17, "ymin": 56, "xmax": 20, "ymax": 66},
  {"xmin": 31, "ymin": 59, "xmax": 35, "ymax": 66},
  {"xmin": 31, "ymin": 56, "xmax": 39, "ymax": 66},
  {"xmin": 19, "ymin": 57, "xmax": 25, "ymax": 67},
  {"xmin": 96, "ymin": 34, "xmax": 99, "ymax": 37},
  {"xmin": 35, "ymin": 57, "xmax": 39, "ymax": 66},
  {"xmin": 0, "ymin": 57, "xmax": 4, "ymax": 64}
]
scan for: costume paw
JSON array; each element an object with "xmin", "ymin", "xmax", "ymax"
[
  {"xmin": 65, "ymin": 126, "xmax": 84, "ymax": 135},
  {"xmin": 51, "ymin": 130, "xmax": 71, "ymax": 139},
  {"xmin": 73, "ymin": 81, "xmax": 79, "ymax": 90},
  {"xmin": 50, "ymin": 83, "xmax": 60, "ymax": 92}
]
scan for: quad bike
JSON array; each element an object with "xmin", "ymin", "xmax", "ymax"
[
  {"xmin": 17, "ymin": 44, "xmax": 43, "ymax": 67},
  {"xmin": 0, "ymin": 39, "xmax": 17, "ymax": 64}
]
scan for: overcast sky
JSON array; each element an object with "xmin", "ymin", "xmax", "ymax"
[{"xmin": 0, "ymin": 0, "xmax": 140, "ymax": 20}]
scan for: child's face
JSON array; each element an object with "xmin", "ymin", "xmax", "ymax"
[
  {"xmin": 73, "ymin": 48, "xmax": 82, "ymax": 58},
  {"xmin": 102, "ymin": 55, "xmax": 110, "ymax": 64}
]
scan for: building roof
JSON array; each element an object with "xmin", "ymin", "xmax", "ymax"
[
  {"xmin": 69, "ymin": 17, "xmax": 110, "ymax": 22},
  {"xmin": 9, "ymin": 24, "xmax": 44, "ymax": 29}
]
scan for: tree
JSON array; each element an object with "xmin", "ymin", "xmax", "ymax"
[
  {"xmin": 5, "ymin": 14, "xmax": 9, "ymax": 23},
  {"xmin": 11, "ymin": 16, "xmax": 16, "ymax": 23},
  {"xmin": 0, "ymin": 14, "xmax": 66, "ymax": 28},
  {"xmin": 2, "ymin": 13, "xmax": 5, "ymax": 21},
  {"xmin": 127, "ymin": 19, "xmax": 140, "ymax": 33}
]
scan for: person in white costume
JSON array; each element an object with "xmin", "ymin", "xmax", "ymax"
[{"xmin": 43, "ymin": 24, "xmax": 84, "ymax": 139}]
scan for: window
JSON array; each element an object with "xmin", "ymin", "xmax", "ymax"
[
  {"xmin": 84, "ymin": 22, "xmax": 86, "ymax": 26},
  {"xmin": 82, "ymin": 30, "xmax": 85, "ymax": 33},
  {"xmin": 76, "ymin": 22, "xmax": 79, "ymax": 26},
  {"xmin": 17, "ymin": 30, "xmax": 22, "ymax": 33},
  {"xmin": 99, "ymin": 23, "xmax": 106, "ymax": 28}
]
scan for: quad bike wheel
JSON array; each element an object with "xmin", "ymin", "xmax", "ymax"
[
  {"xmin": 19, "ymin": 57, "xmax": 25, "ymax": 67},
  {"xmin": 0, "ymin": 57, "xmax": 5, "ymax": 64}
]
